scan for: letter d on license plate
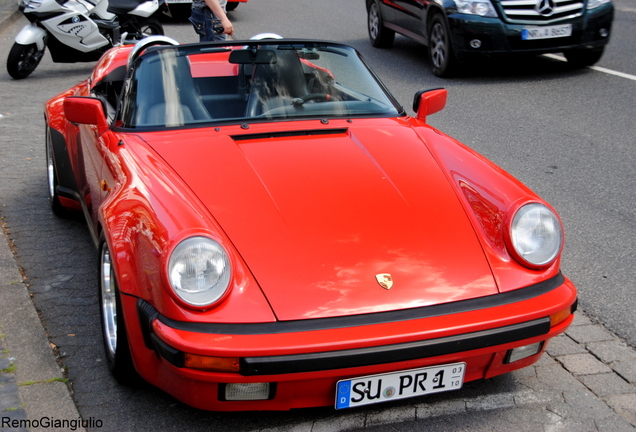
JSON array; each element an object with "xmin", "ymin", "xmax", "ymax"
[{"xmin": 335, "ymin": 362, "xmax": 465, "ymax": 409}]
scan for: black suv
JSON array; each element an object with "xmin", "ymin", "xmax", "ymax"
[{"xmin": 366, "ymin": 0, "xmax": 614, "ymax": 76}]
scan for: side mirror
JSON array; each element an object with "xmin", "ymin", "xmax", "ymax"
[
  {"xmin": 64, "ymin": 96, "xmax": 109, "ymax": 135},
  {"xmin": 413, "ymin": 88, "xmax": 447, "ymax": 122}
]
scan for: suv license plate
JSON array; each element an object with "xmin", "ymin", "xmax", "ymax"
[
  {"xmin": 522, "ymin": 24, "xmax": 572, "ymax": 40},
  {"xmin": 335, "ymin": 362, "xmax": 465, "ymax": 409}
]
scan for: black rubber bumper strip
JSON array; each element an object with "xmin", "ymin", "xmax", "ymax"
[
  {"xmin": 136, "ymin": 287, "xmax": 567, "ymax": 376},
  {"xmin": 239, "ymin": 317, "xmax": 550, "ymax": 375}
]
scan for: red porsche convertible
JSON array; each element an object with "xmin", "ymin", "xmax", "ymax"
[{"xmin": 44, "ymin": 36, "xmax": 577, "ymax": 411}]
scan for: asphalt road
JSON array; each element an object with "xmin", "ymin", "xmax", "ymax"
[{"xmin": 0, "ymin": 0, "xmax": 635, "ymax": 430}]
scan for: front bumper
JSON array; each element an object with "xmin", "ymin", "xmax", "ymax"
[
  {"xmin": 447, "ymin": 4, "xmax": 614, "ymax": 59},
  {"xmin": 124, "ymin": 273, "xmax": 577, "ymax": 411}
]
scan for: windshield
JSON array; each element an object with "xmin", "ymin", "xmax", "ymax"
[{"xmin": 118, "ymin": 41, "xmax": 402, "ymax": 128}]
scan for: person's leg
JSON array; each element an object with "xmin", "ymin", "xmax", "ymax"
[{"xmin": 189, "ymin": 8, "xmax": 210, "ymax": 42}]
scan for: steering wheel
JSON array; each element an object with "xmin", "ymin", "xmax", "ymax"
[{"xmin": 292, "ymin": 93, "xmax": 332, "ymax": 105}]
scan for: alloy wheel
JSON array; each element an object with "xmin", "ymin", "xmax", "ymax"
[
  {"xmin": 369, "ymin": 3, "xmax": 380, "ymax": 41},
  {"xmin": 100, "ymin": 246, "xmax": 118, "ymax": 359},
  {"xmin": 430, "ymin": 22, "xmax": 447, "ymax": 69},
  {"xmin": 46, "ymin": 130, "xmax": 55, "ymax": 203}
]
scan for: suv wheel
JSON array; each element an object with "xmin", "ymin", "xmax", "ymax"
[
  {"xmin": 563, "ymin": 47, "xmax": 605, "ymax": 68},
  {"xmin": 367, "ymin": 0, "xmax": 395, "ymax": 48},
  {"xmin": 428, "ymin": 14, "xmax": 457, "ymax": 77}
]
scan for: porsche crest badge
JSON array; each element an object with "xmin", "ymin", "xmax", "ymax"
[{"xmin": 375, "ymin": 273, "xmax": 393, "ymax": 290}]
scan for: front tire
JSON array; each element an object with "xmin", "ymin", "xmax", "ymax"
[
  {"xmin": 428, "ymin": 14, "xmax": 457, "ymax": 77},
  {"xmin": 138, "ymin": 16, "xmax": 164, "ymax": 36},
  {"xmin": 226, "ymin": 1, "xmax": 239, "ymax": 11},
  {"xmin": 122, "ymin": 16, "xmax": 164, "ymax": 40},
  {"xmin": 563, "ymin": 47, "xmax": 605, "ymax": 68},
  {"xmin": 99, "ymin": 241, "xmax": 137, "ymax": 384},
  {"xmin": 7, "ymin": 42, "xmax": 45, "ymax": 79},
  {"xmin": 367, "ymin": 0, "xmax": 395, "ymax": 48}
]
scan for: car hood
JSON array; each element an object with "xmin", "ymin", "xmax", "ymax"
[{"xmin": 144, "ymin": 120, "xmax": 497, "ymax": 321}]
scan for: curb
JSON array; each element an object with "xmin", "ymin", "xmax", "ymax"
[{"xmin": 0, "ymin": 221, "xmax": 85, "ymax": 432}]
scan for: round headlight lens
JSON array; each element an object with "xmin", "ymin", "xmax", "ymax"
[
  {"xmin": 454, "ymin": 0, "xmax": 497, "ymax": 17},
  {"xmin": 168, "ymin": 237, "xmax": 231, "ymax": 307},
  {"xmin": 510, "ymin": 203, "xmax": 562, "ymax": 267}
]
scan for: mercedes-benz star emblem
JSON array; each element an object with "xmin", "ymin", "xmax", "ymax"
[
  {"xmin": 537, "ymin": 0, "xmax": 555, "ymax": 16},
  {"xmin": 375, "ymin": 273, "xmax": 393, "ymax": 290}
]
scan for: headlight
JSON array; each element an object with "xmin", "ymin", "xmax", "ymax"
[
  {"xmin": 509, "ymin": 203, "xmax": 562, "ymax": 267},
  {"xmin": 587, "ymin": 0, "xmax": 611, "ymax": 9},
  {"xmin": 168, "ymin": 237, "xmax": 231, "ymax": 307},
  {"xmin": 454, "ymin": 0, "xmax": 497, "ymax": 17}
]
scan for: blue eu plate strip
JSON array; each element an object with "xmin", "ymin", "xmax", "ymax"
[{"xmin": 336, "ymin": 380, "xmax": 351, "ymax": 409}]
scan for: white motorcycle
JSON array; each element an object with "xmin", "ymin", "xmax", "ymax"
[{"xmin": 7, "ymin": 0, "xmax": 169, "ymax": 79}]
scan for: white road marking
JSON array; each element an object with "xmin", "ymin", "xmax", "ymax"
[{"xmin": 543, "ymin": 53, "xmax": 636, "ymax": 81}]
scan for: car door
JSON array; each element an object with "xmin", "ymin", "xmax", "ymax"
[
  {"xmin": 389, "ymin": 0, "xmax": 429, "ymax": 40},
  {"xmin": 74, "ymin": 120, "xmax": 108, "ymax": 236}
]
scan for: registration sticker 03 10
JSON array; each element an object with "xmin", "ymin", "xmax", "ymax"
[{"xmin": 335, "ymin": 363, "xmax": 465, "ymax": 409}]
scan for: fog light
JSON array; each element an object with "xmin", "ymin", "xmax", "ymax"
[
  {"xmin": 470, "ymin": 39, "xmax": 482, "ymax": 49},
  {"xmin": 224, "ymin": 383, "xmax": 271, "ymax": 401},
  {"xmin": 505, "ymin": 342, "xmax": 543, "ymax": 364},
  {"xmin": 599, "ymin": 28, "xmax": 609, "ymax": 37}
]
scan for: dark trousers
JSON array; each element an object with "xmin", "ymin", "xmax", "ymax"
[{"xmin": 189, "ymin": 7, "xmax": 227, "ymax": 42}]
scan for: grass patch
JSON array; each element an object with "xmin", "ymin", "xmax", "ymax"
[
  {"xmin": 19, "ymin": 377, "xmax": 69, "ymax": 386},
  {"xmin": 1, "ymin": 364, "xmax": 16, "ymax": 373}
]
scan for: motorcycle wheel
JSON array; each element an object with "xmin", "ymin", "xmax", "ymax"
[
  {"xmin": 6, "ymin": 42, "xmax": 45, "ymax": 79},
  {"xmin": 124, "ymin": 17, "xmax": 164, "ymax": 40},
  {"xmin": 139, "ymin": 17, "xmax": 163, "ymax": 36}
]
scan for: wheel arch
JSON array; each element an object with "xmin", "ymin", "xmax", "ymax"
[
  {"xmin": 47, "ymin": 122, "xmax": 81, "ymax": 203},
  {"xmin": 14, "ymin": 24, "xmax": 47, "ymax": 51},
  {"xmin": 425, "ymin": 4, "xmax": 448, "ymax": 36}
]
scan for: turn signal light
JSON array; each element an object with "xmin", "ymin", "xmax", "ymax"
[
  {"xmin": 184, "ymin": 354, "xmax": 240, "ymax": 372},
  {"xmin": 549, "ymin": 307, "xmax": 572, "ymax": 328}
]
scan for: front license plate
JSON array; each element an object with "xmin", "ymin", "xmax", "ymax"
[
  {"xmin": 521, "ymin": 24, "xmax": 572, "ymax": 40},
  {"xmin": 335, "ymin": 363, "xmax": 465, "ymax": 409}
]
